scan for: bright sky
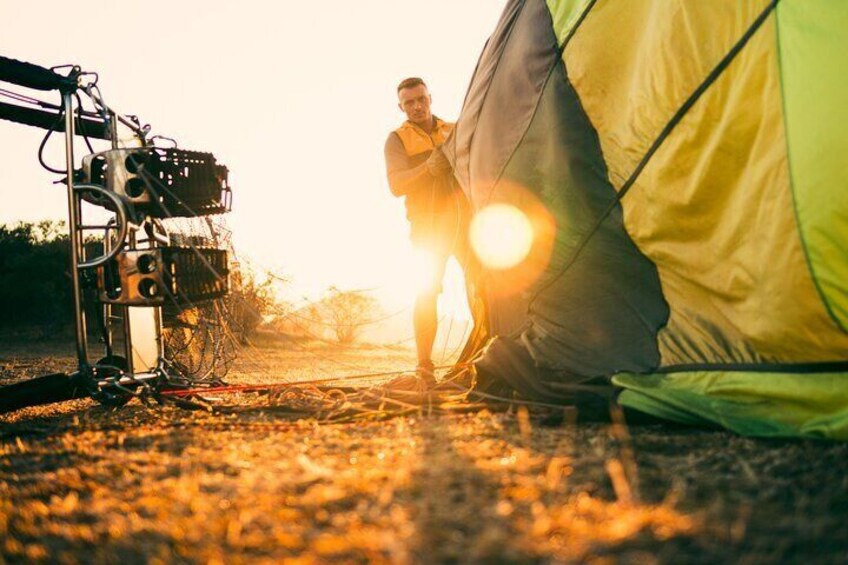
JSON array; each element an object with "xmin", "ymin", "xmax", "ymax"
[{"xmin": 0, "ymin": 1, "xmax": 505, "ymax": 316}]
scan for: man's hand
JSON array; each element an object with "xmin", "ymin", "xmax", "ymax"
[{"xmin": 426, "ymin": 146, "xmax": 453, "ymax": 177}]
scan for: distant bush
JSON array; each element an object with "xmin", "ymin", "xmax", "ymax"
[
  {"xmin": 0, "ymin": 221, "xmax": 74, "ymax": 332},
  {"xmin": 269, "ymin": 287, "xmax": 382, "ymax": 344},
  {"xmin": 319, "ymin": 287, "xmax": 381, "ymax": 344},
  {"xmin": 226, "ymin": 268, "xmax": 287, "ymax": 343}
]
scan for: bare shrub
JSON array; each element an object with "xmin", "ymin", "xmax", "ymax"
[
  {"xmin": 226, "ymin": 268, "xmax": 287, "ymax": 343},
  {"xmin": 319, "ymin": 286, "xmax": 381, "ymax": 345}
]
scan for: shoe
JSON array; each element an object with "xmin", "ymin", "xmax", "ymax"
[
  {"xmin": 415, "ymin": 362, "xmax": 437, "ymax": 388},
  {"xmin": 433, "ymin": 367, "xmax": 475, "ymax": 391},
  {"xmin": 383, "ymin": 363, "xmax": 437, "ymax": 394}
]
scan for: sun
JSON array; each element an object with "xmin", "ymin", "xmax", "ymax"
[{"xmin": 469, "ymin": 204, "xmax": 534, "ymax": 270}]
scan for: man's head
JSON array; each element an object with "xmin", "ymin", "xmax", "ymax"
[{"xmin": 397, "ymin": 77, "xmax": 432, "ymax": 128}]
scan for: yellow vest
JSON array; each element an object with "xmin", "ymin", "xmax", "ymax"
[{"xmin": 394, "ymin": 117, "xmax": 453, "ymax": 157}]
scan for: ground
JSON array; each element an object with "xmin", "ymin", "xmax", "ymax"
[{"xmin": 1, "ymin": 335, "xmax": 847, "ymax": 564}]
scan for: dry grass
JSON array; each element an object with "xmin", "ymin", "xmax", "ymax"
[{"xmin": 1, "ymin": 336, "xmax": 847, "ymax": 563}]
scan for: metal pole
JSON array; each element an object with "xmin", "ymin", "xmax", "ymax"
[
  {"xmin": 123, "ymin": 228, "xmax": 136, "ymax": 374},
  {"xmin": 102, "ymin": 110, "xmax": 120, "ymax": 360},
  {"xmin": 63, "ymin": 91, "xmax": 88, "ymax": 366},
  {"xmin": 101, "ymin": 222, "xmax": 114, "ymax": 359},
  {"xmin": 109, "ymin": 109, "xmax": 119, "ymax": 150}
]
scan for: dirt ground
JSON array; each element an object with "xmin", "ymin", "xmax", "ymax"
[{"xmin": 1, "ymin": 335, "xmax": 847, "ymax": 564}]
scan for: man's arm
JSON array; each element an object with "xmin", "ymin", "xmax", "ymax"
[{"xmin": 384, "ymin": 132, "xmax": 433, "ymax": 198}]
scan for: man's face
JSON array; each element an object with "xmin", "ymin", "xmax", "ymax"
[{"xmin": 398, "ymin": 84, "xmax": 432, "ymax": 127}]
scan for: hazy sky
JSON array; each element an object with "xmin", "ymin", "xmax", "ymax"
[{"xmin": 0, "ymin": 1, "xmax": 505, "ymax": 308}]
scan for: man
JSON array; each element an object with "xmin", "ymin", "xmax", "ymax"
[{"xmin": 384, "ymin": 77, "xmax": 474, "ymax": 387}]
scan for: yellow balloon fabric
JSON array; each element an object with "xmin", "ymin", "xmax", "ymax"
[
  {"xmin": 559, "ymin": 0, "xmax": 848, "ymax": 364},
  {"xmin": 777, "ymin": 0, "xmax": 848, "ymax": 332}
]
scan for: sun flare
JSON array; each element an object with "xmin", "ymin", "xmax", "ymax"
[{"xmin": 469, "ymin": 204, "xmax": 534, "ymax": 270}]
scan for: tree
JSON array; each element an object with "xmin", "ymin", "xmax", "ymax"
[
  {"xmin": 0, "ymin": 221, "xmax": 74, "ymax": 332},
  {"xmin": 319, "ymin": 286, "xmax": 380, "ymax": 345}
]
